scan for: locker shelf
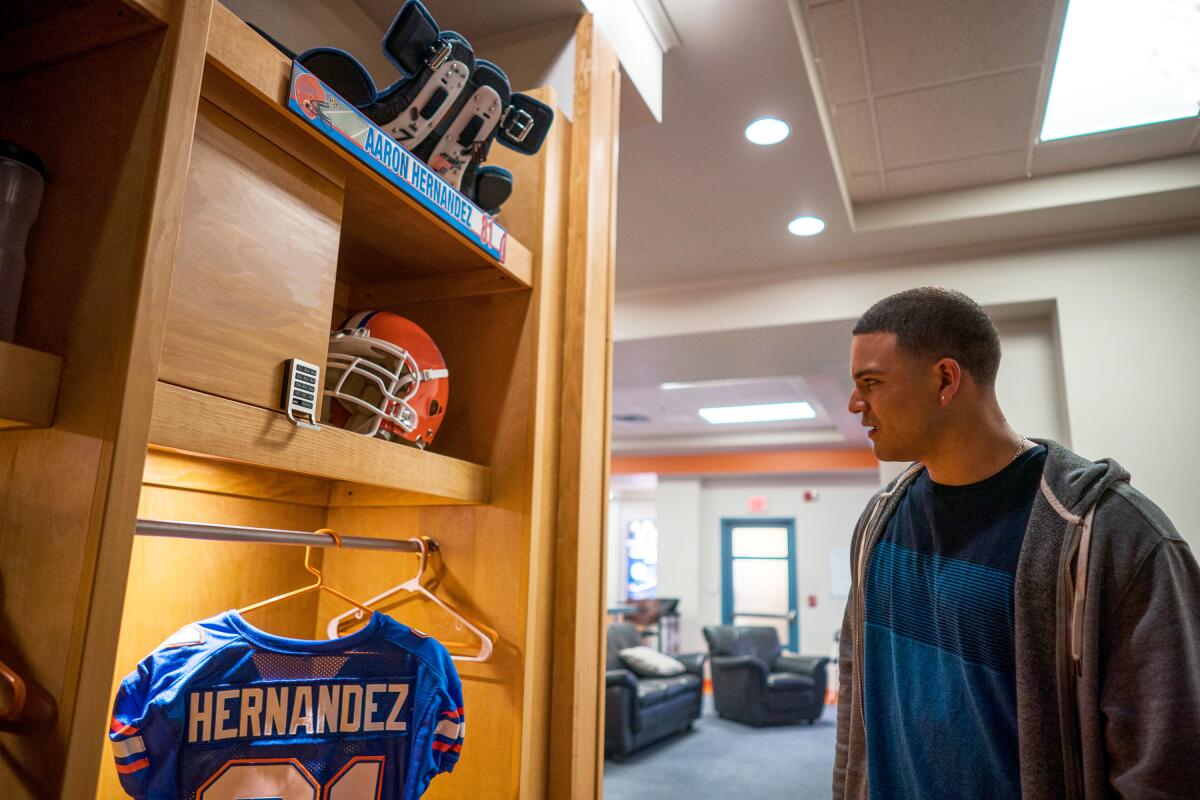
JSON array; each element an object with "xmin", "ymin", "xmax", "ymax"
[
  {"xmin": 148, "ymin": 382, "xmax": 491, "ymax": 506},
  {"xmin": 0, "ymin": 341, "xmax": 62, "ymax": 430}
]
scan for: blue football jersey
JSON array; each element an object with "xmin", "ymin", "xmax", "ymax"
[{"xmin": 108, "ymin": 611, "xmax": 464, "ymax": 800}]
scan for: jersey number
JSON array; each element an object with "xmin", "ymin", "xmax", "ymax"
[{"xmin": 196, "ymin": 757, "xmax": 384, "ymax": 800}]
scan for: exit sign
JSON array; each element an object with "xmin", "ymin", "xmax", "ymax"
[{"xmin": 747, "ymin": 495, "xmax": 768, "ymax": 513}]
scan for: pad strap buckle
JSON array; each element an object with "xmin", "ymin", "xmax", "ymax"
[
  {"xmin": 502, "ymin": 106, "xmax": 535, "ymax": 143},
  {"xmin": 426, "ymin": 40, "xmax": 453, "ymax": 71}
]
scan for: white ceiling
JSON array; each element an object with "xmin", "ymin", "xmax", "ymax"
[
  {"xmin": 801, "ymin": 0, "xmax": 1200, "ymax": 202},
  {"xmin": 613, "ymin": 0, "xmax": 1200, "ymax": 294}
]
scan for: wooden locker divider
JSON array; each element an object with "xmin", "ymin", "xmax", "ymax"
[
  {"xmin": 0, "ymin": 1, "xmax": 618, "ymax": 797},
  {"xmin": 485, "ymin": 87, "xmax": 574, "ymax": 800},
  {"xmin": 156, "ymin": 99, "xmax": 344, "ymax": 412},
  {"xmin": 549, "ymin": 15, "xmax": 622, "ymax": 800},
  {"xmin": 0, "ymin": 0, "xmax": 213, "ymax": 795}
]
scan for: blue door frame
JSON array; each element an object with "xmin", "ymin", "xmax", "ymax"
[{"xmin": 720, "ymin": 518, "xmax": 799, "ymax": 650}]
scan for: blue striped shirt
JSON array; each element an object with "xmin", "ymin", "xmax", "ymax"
[{"xmin": 863, "ymin": 444, "xmax": 1046, "ymax": 799}]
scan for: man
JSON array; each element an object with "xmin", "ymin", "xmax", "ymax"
[{"xmin": 834, "ymin": 287, "xmax": 1200, "ymax": 799}]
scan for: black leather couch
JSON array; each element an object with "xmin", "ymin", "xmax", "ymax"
[
  {"xmin": 702, "ymin": 625, "xmax": 829, "ymax": 726},
  {"xmin": 604, "ymin": 623, "xmax": 705, "ymax": 759}
]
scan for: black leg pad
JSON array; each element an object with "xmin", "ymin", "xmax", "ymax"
[
  {"xmin": 297, "ymin": 48, "xmax": 376, "ymax": 107},
  {"xmin": 471, "ymin": 166, "xmax": 513, "ymax": 216}
]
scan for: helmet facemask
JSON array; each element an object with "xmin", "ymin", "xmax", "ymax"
[{"xmin": 325, "ymin": 329, "xmax": 423, "ymax": 442}]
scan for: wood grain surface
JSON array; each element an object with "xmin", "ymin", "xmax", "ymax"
[
  {"xmin": 157, "ymin": 100, "xmax": 342, "ymax": 412},
  {"xmin": 550, "ymin": 16, "xmax": 621, "ymax": 800},
  {"xmin": 0, "ymin": 341, "xmax": 62, "ymax": 429},
  {"xmin": 149, "ymin": 382, "xmax": 491, "ymax": 505}
]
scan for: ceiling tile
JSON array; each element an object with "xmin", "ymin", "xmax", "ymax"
[
  {"xmin": 1033, "ymin": 119, "xmax": 1198, "ymax": 176},
  {"xmin": 885, "ymin": 150, "xmax": 1028, "ymax": 198},
  {"xmin": 831, "ymin": 101, "xmax": 879, "ymax": 175},
  {"xmin": 807, "ymin": 1, "xmax": 867, "ymax": 104},
  {"xmin": 847, "ymin": 173, "xmax": 886, "ymax": 202},
  {"xmin": 874, "ymin": 68, "xmax": 1041, "ymax": 168},
  {"xmin": 859, "ymin": 0, "xmax": 1055, "ymax": 95}
]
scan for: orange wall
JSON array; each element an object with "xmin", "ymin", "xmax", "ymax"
[{"xmin": 611, "ymin": 448, "xmax": 878, "ymax": 476}]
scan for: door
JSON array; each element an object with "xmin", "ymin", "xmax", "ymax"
[{"xmin": 720, "ymin": 518, "xmax": 799, "ymax": 651}]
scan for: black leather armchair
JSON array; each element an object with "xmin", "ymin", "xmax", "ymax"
[
  {"xmin": 702, "ymin": 625, "xmax": 828, "ymax": 726},
  {"xmin": 604, "ymin": 623, "xmax": 705, "ymax": 759}
]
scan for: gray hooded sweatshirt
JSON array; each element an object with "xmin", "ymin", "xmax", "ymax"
[{"xmin": 833, "ymin": 438, "xmax": 1200, "ymax": 799}]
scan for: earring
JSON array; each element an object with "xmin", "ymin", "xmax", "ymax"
[{"xmin": 940, "ymin": 394, "xmax": 945, "ymax": 402}]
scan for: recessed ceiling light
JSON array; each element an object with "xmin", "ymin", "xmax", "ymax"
[
  {"xmin": 788, "ymin": 216, "xmax": 825, "ymax": 236},
  {"xmin": 698, "ymin": 402, "xmax": 816, "ymax": 425},
  {"xmin": 745, "ymin": 117, "xmax": 790, "ymax": 145},
  {"xmin": 1040, "ymin": 0, "xmax": 1200, "ymax": 141}
]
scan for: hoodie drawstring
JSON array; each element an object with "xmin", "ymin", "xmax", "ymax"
[{"xmin": 1071, "ymin": 504, "xmax": 1097, "ymax": 673}]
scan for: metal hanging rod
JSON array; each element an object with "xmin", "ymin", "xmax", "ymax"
[{"xmin": 135, "ymin": 519, "xmax": 438, "ymax": 552}]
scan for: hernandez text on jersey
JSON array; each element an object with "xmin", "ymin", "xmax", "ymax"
[{"xmin": 109, "ymin": 611, "xmax": 464, "ymax": 800}]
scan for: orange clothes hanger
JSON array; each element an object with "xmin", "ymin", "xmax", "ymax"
[
  {"xmin": 0, "ymin": 657, "xmax": 26, "ymax": 722},
  {"xmin": 238, "ymin": 529, "xmax": 374, "ymax": 619}
]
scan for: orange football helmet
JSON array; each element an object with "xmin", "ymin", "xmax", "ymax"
[{"xmin": 323, "ymin": 311, "xmax": 449, "ymax": 450}]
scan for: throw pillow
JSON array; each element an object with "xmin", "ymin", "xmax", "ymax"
[{"xmin": 618, "ymin": 646, "xmax": 686, "ymax": 678}]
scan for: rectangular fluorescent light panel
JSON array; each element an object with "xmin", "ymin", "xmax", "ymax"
[
  {"xmin": 698, "ymin": 402, "xmax": 816, "ymax": 425},
  {"xmin": 661, "ymin": 377, "xmax": 799, "ymax": 391},
  {"xmin": 1040, "ymin": 0, "xmax": 1200, "ymax": 141}
]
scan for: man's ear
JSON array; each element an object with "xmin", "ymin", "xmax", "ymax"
[{"xmin": 934, "ymin": 357, "xmax": 962, "ymax": 402}]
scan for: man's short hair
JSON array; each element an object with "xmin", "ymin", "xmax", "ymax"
[{"xmin": 852, "ymin": 287, "xmax": 1001, "ymax": 387}]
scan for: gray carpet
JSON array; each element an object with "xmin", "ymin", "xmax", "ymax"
[{"xmin": 604, "ymin": 699, "xmax": 837, "ymax": 800}]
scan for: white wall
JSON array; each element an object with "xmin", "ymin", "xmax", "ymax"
[
  {"xmin": 993, "ymin": 313, "xmax": 1071, "ymax": 447},
  {"xmin": 646, "ymin": 475, "xmax": 879, "ymax": 658},
  {"xmin": 617, "ymin": 230, "xmax": 1200, "ymax": 548},
  {"xmin": 653, "ymin": 479, "xmax": 702, "ymax": 650},
  {"xmin": 606, "ymin": 495, "xmax": 623, "ymax": 607}
]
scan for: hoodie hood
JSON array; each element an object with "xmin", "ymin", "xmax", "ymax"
[{"xmin": 1034, "ymin": 437, "xmax": 1130, "ymax": 521}]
